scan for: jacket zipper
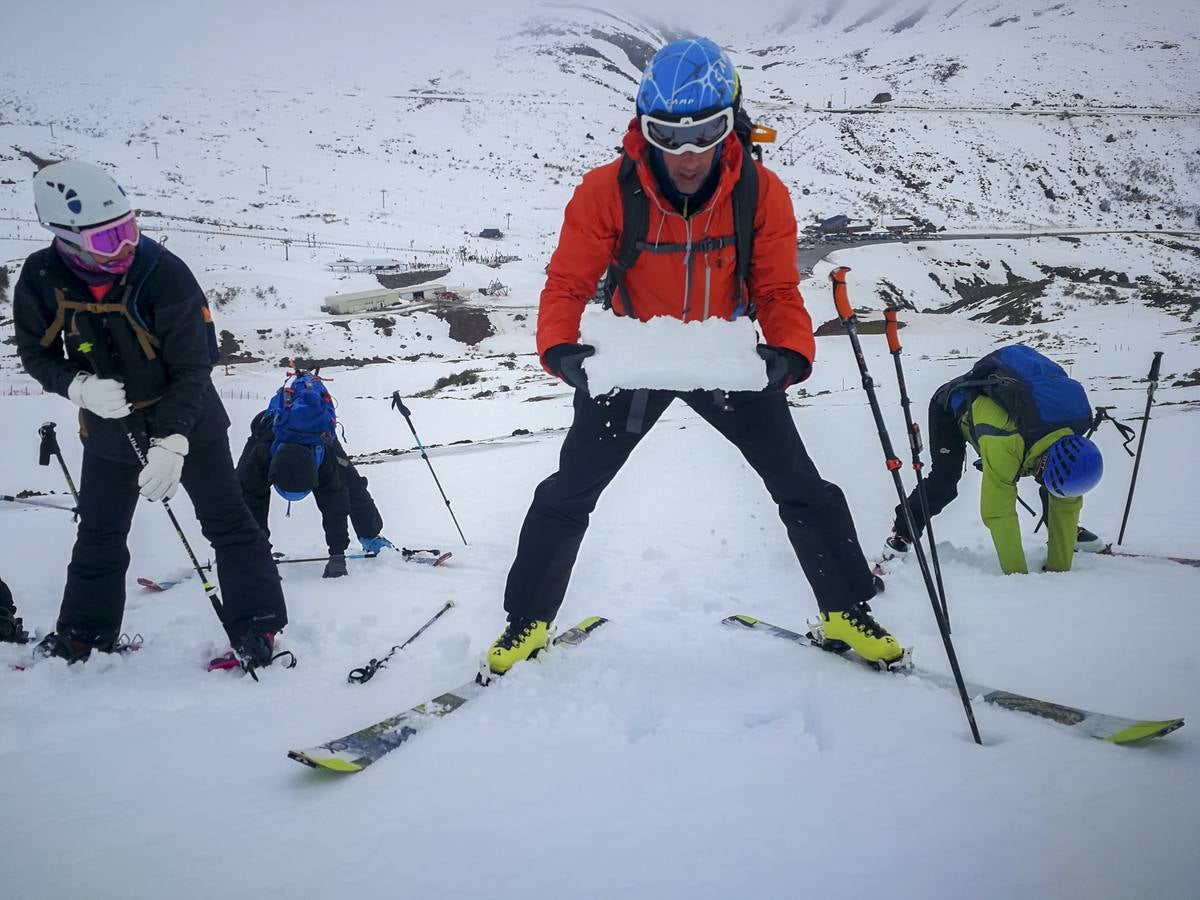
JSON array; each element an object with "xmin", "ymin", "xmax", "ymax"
[{"xmin": 680, "ymin": 198, "xmax": 693, "ymax": 318}]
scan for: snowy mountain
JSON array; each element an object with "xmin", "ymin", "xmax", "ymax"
[{"xmin": 1, "ymin": 3, "xmax": 1198, "ymax": 899}]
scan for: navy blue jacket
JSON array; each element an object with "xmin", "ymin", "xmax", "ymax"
[{"xmin": 14, "ymin": 236, "xmax": 229, "ymax": 462}]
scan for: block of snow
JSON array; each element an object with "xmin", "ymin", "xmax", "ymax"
[{"xmin": 578, "ymin": 307, "xmax": 767, "ymax": 394}]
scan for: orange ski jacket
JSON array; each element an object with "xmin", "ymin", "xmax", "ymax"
[{"xmin": 536, "ymin": 122, "xmax": 815, "ymax": 367}]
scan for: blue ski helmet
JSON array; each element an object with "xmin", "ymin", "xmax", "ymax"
[
  {"xmin": 269, "ymin": 443, "xmax": 325, "ymax": 502},
  {"xmin": 1041, "ymin": 434, "xmax": 1103, "ymax": 498},
  {"xmin": 636, "ymin": 37, "xmax": 739, "ymax": 118}
]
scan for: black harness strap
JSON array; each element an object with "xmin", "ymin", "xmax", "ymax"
[
  {"xmin": 633, "ymin": 235, "xmax": 736, "ymax": 255},
  {"xmin": 730, "ymin": 146, "xmax": 758, "ymax": 318},
  {"xmin": 603, "ymin": 139, "xmax": 760, "ymax": 320},
  {"xmin": 602, "ymin": 154, "xmax": 649, "ymax": 318}
]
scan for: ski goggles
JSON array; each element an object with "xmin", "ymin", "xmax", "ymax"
[
  {"xmin": 46, "ymin": 210, "xmax": 139, "ymax": 257},
  {"xmin": 640, "ymin": 107, "xmax": 734, "ymax": 155}
]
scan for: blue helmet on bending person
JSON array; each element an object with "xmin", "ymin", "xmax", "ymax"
[
  {"xmin": 269, "ymin": 442, "xmax": 325, "ymax": 502},
  {"xmin": 1041, "ymin": 434, "xmax": 1103, "ymax": 498}
]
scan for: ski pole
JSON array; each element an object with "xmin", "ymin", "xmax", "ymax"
[
  {"xmin": 1, "ymin": 494, "xmax": 77, "ymax": 514},
  {"xmin": 37, "ymin": 422, "xmax": 80, "ymax": 519},
  {"xmin": 1118, "ymin": 351, "xmax": 1163, "ymax": 546},
  {"xmin": 884, "ymin": 306, "xmax": 949, "ymax": 626},
  {"xmin": 274, "ymin": 552, "xmax": 379, "ymax": 565},
  {"xmin": 390, "ymin": 393, "xmax": 468, "ymax": 546},
  {"xmin": 122, "ymin": 426, "xmax": 233, "ymax": 642},
  {"xmin": 831, "ymin": 267, "xmax": 981, "ymax": 745},
  {"xmin": 347, "ymin": 599, "xmax": 455, "ymax": 684}
]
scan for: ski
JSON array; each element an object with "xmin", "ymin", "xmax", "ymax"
[
  {"xmin": 288, "ymin": 615, "xmax": 608, "ymax": 773},
  {"xmin": 724, "ymin": 614, "xmax": 1184, "ymax": 744},
  {"xmin": 139, "ymin": 549, "xmax": 452, "ymax": 592},
  {"xmin": 137, "ymin": 577, "xmax": 177, "ymax": 592},
  {"xmin": 400, "ymin": 548, "xmax": 452, "ymax": 567},
  {"xmin": 1097, "ymin": 545, "xmax": 1199, "ymax": 568}
]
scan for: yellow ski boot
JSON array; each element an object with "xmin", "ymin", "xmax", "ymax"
[
  {"xmin": 815, "ymin": 604, "xmax": 907, "ymax": 669},
  {"xmin": 484, "ymin": 618, "xmax": 552, "ymax": 677}
]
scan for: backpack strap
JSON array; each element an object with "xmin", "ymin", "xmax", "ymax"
[
  {"xmin": 730, "ymin": 146, "xmax": 759, "ymax": 319},
  {"xmin": 604, "ymin": 142, "xmax": 758, "ymax": 319},
  {"xmin": 40, "ymin": 286, "xmax": 162, "ymax": 360},
  {"xmin": 601, "ymin": 152, "xmax": 649, "ymax": 317}
]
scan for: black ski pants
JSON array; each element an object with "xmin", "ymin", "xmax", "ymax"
[
  {"xmin": 58, "ymin": 433, "xmax": 286, "ymax": 647},
  {"xmin": 893, "ymin": 394, "xmax": 967, "ymax": 541},
  {"xmin": 504, "ymin": 388, "xmax": 878, "ymax": 622}
]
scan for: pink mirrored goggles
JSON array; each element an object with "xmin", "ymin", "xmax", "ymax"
[{"xmin": 47, "ymin": 210, "xmax": 139, "ymax": 256}]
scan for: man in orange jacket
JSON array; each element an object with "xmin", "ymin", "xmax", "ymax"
[{"xmin": 485, "ymin": 38, "xmax": 903, "ymax": 674}]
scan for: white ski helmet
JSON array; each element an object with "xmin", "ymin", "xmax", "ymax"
[{"xmin": 33, "ymin": 160, "xmax": 132, "ymax": 229}]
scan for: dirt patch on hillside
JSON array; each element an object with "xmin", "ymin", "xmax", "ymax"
[
  {"xmin": 218, "ymin": 330, "xmax": 261, "ymax": 363},
  {"xmin": 930, "ymin": 276, "xmax": 1053, "ymax": 325},
  {"xmin": 376, "ymin": 267, "xmax": 451, "ymax": 289},
  {"xmin": 814, "ymin": 316, "xmax": 905, "ymax": 337},
  {"xmin": 1141, "ymin": 288, "xmax": 1200, "ymax": 321},
  {"xmin": 430, "ymin": 304, "xmax": 496, "ymax": 345},
  {"xmin": 277, "ymin": 355, "xmax": 392, "ymax": 369}
]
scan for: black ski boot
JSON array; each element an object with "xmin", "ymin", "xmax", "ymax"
[
  {"xmin": 34, "ymin": 632, "xmax": 96, "ymax": 663},
  {"xmin": 0, "ymin": 579, "xmax": 27, "ymax": 643},
  {"xmin": 34, "ymin": 630, "xmax": 142, "ymax": 662},
  {"xmin": 1075, "ymin": 526, "xmax": 1107, "ymax": 553},
  {"xmin": 0, "ymin": 608, "xmax": 30, "ymax": 644}
]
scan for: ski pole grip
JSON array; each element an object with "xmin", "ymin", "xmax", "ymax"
[
  {"xmin": 1148, "ymin": 351, "xmax": 1163, "ymax": 383},
  {"xmin": 391, "ymin": 391, "xmax": 412, "ymax": 418},
  {"xmin": 884, "ymin": 308, "xmax": 901, "ymax": 353},
  {"xmin": 829, "ymin": 266, "xmax": 854, "ymax": 321},
  {"xmin": 38, "ymin": 422, "xmax": 57, "ymax": 466}
]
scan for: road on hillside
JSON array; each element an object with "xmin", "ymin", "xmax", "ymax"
[{"xmin": 797, "ymin": 228, "xmax": 1200, "ymax": 275}]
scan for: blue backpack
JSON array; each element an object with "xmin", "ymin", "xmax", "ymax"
[
  {"xmin": 942, "ymin": 345, "xmax": 1092, "ymax": 444},
  {"xmin": 266, "ymin": 372, "xmax": 337, "ymax": 455}
]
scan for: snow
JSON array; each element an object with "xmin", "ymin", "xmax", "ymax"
[
  {"xmin": 1, "ymin": 3, "xmax": 1199, "ymax": 899},
  {"xmin": 580, "ymin": 309, "xmax": 768, "ymax": 393}
]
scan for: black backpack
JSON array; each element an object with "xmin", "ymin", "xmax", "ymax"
[{"xmin": 600, "ymin": 106, "xmax": 762, "ymax": 320}]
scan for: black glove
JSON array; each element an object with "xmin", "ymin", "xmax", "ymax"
[
  {"xmin": 757, "ymin": 345, "xmax": 812, "ymax": 391},
  {"xmin": 542, "ymin": 343, "xmax": 596, "ymax": 393},
  {"xmin": 322, "ymin": 553, "xmax": 348, "ymax": 578}
]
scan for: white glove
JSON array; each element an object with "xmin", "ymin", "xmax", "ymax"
[
  {"xmin": 67, "ymin": 373, "xmax": 130, "ymax": 419},
  {"xmin": 137, "ymin": 434, "xmax": 189, "ymax": 502}
]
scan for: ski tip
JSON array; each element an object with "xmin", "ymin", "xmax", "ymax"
[
  {"xmin": 573, "ymin": 615, "xmax": 608, "ymax": 633},
  {"xmin": 136, "ymin": 578, "xmax": 165, "ymax": 592},
  {"xmin": 435, "ymin": 552, "xmax": 452, "ymax": 566},
  {"xmin": 723, "ymin": 614, "xmax": 760, "ymax": 627},
  {"xmin": 1106, "ymin": 718, "xmax": 1185, "ymax": 744},
  {"xmin": 287, "ymin": 750, "xmax": 364, "ymax": 773},
  {"xmin": 552, "ymin": 616, "xmax": 609, "ymax": 646}
]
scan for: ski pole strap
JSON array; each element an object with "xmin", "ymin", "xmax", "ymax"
[
  {"xmin": 830, "ymin": 266, "xmax": 854, "ymax": 321},
  {"xmin": 884, "ymin": 307, "xmax": 901, "ymax": 354},
  {"xmin": 1088, "ymin": 407, "xmax": 1137, "ymax": 457},
  {"xmin": 347, "ymin": 657, "xmax": 385, "ymax": 684}
]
